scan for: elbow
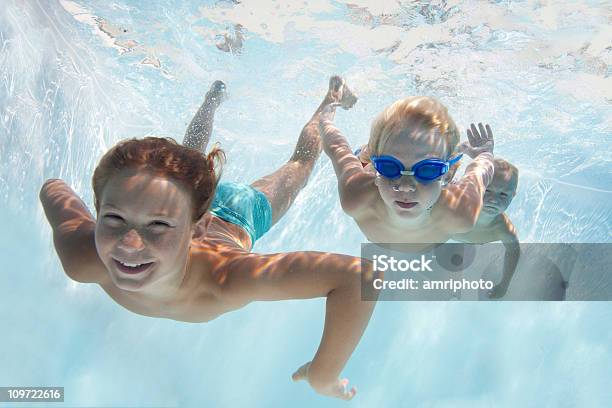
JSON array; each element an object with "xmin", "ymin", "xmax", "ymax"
[
  {"xmin": 39, "ymin": 179, "xmax": 54, "ymax": 202},
  {"xmin": 39, "ymin": 178, "xmax": 63, "ymax": 204},
  {"xmin": 41, "ymin": 178, "xmax": 62, "ymax": 190}
]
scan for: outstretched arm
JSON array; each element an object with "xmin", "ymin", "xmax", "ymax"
[
  {"xmin": 218, "ymin": 251, "xmax": 379, "ymax": 400},
  {"xmin": 441, "ymin": 123, "xmax": 495, "ymax": 231},
  {"xmin": 39, "ymin": 179, "xmax": 105, "ymax": 283},
  {"xmin": 319, "ymin": 104, "xmax": 376, "ymax": 215}
]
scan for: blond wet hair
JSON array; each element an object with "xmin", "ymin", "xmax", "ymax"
[{"xmin": 493, "ymin": 158, "xmax": 519, "ymax": 193}]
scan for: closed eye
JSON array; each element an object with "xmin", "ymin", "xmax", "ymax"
[{"xmin": 103, "ymin": 214, "xmax": 125, "ymax": 226}]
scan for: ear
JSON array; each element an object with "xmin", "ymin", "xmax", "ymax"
[{"xmin": 374, "ymin": 175, "xmax": 381, "ymax": 187}]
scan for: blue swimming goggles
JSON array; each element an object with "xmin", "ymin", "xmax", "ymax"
[{"xmin": 370, "ymin": 154, "xmax": 463, "ymax": 183}]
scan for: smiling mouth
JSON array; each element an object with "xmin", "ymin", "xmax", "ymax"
[
  {"xmin": 395, "ymin": 201, "xmax": 418, "ymax": 209},
  {"xmin": 113, "ymin": 259, "xmax": 155, "ymax": 275},
  {"xmin": 483, "ymin": 205, "xmax": 498, "ymax": 211}
]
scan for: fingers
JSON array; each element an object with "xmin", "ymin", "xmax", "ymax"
[
  {"xmin": 292, "ymin": 364, "xmax": 357, "ymax": 401},
  {"xmin": 335, "ymin": 378, "xmax": 357, "ymax": 400},
  {"xmin": 468, "ymin": 123, "xmax": 478, "ymax": 145},
  {"xmin": 468, "ymin": 123, "xmax": 493, "ymax": 147},
  {"xmin": 485, "ymin": 123, "xmax": 493, "ymax": 140},
  {"xmin": 478, "ymin": 123, "xmax": 487, "ymax": 142}
]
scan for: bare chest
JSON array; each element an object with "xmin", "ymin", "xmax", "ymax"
[
  {"xmin": 99, "ymin": 275, "xmax": 226, "ymax": 323},
  {"xmin": 356, "ymin": 209, "xmax": 451, "ymax": 245},
  {"xmin": 99, "ymin": 283, "xmax": 185, "ymax": 320}
]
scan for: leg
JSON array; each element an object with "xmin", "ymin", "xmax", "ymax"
[
  {"xmin": 183, "ymin": 80, "xmax": 227, "ymax": 152},
  {"xmin": 251, "ymin": 76, "xmax": 357, "ymax": 225}
]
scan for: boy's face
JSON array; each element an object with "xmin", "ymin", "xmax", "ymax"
[
  {"xmin": 374, "ymin": 134, "xmax": 449, "ymax": 219},
  {"xmin": 94, "ymin": 168, "xmax": 195, "ymax": 292},
  {"xmin": 482, "ymin": 168, "xmax": 517, "ymax": 216}
]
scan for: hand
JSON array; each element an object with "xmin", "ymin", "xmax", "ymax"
[
  {"xmin": 459, "ymin": 123, "xmax": 494, "ymax": 158},
  {"xmin": 320, "ymin": 102, "xmax": 342, "ymax": 123},
  {"xmin": 488, "ymin": 281, "xmax": 509, "ymax": 299},
  {"xmin": 292, "ymin": 361, "xmax": 357, "ymax": 400}
]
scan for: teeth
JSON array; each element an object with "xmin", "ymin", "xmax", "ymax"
[{"xmin": 120, "ymin": 261, "xmax": 143, "ymax": 268}]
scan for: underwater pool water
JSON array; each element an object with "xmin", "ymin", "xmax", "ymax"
[{"xmin": 1, "ymin": 0, "xmax": 611, "ymax": 406}]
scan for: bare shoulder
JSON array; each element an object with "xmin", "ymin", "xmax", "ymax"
[
  {"xmin": 496, "ymin": 213, "xmax": 519, "ymax": 243},
  {"xmin": 437, "ymin": 181, "xmax": 485, "ymax": 232},
  {"xmin": 188, "ymin": 241, "xmax": 252, "ymax": 310},
  {"xmin": 339, "ymin": 170, "xmax": 378, "ymax": 216},
  {"xmin": 432, "ymin": 193, "xmax": 473, "ymax": 234}
]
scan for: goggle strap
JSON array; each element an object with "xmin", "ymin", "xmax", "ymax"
[{"xmin": 448, "ymin": 154, "xmax": 463, "ymax": 166}]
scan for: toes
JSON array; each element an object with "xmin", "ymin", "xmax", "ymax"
[
  {"xmin": 328, "ymin": 76, "xmax": 358, "ymax": 108},
  {"xmin": 340, "ymin": 87, "xmax": 358, "ymax": 109}
]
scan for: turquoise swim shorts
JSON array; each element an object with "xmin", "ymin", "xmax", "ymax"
[{"xmin": 209, "ymin": 182, "xmax": 273, "ymax": 244}]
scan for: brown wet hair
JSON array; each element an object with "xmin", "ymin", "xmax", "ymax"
[{"xmin": 92, "ymin": 137, "xmax": 225, "ymax": 222}]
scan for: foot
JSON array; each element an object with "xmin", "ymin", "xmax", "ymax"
[
  {"xmin": 328, "ymin": 75, "xmax": 358, "ymax": 110},
  {"xmin": 205, "ymin": 80, "xmax": 227, "ymax": 109}
]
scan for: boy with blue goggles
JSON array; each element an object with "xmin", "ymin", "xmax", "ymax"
[{"xmin": 320, "ymin": 95, "xmax": 496, "ymax": 246}]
